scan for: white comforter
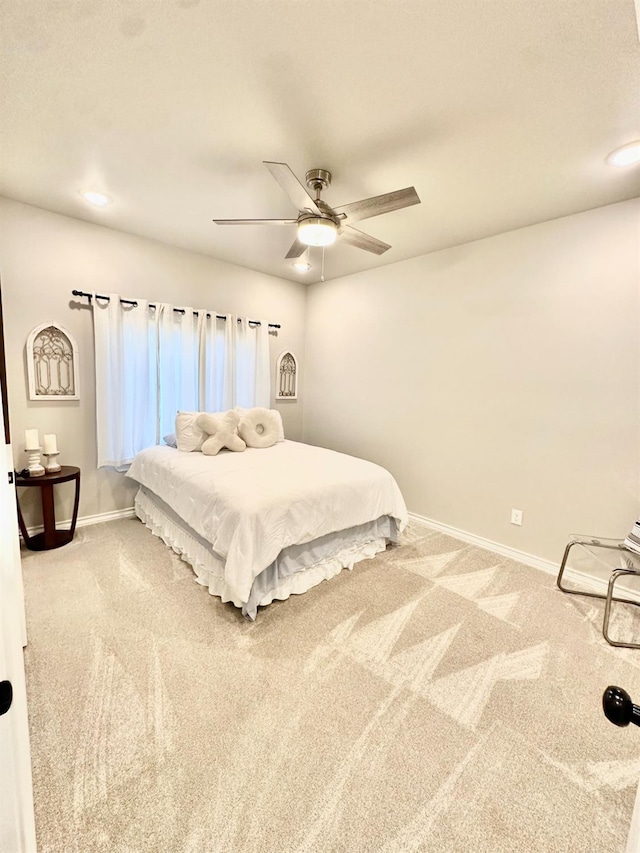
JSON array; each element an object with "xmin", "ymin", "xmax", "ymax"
[{"xmin": 126, "ymin": 440, "xmax": 407, "ymax": 605}]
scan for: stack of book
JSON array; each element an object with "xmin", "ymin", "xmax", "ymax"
[{"xmin": 624, "ymin": 519, "xmax": 640, "ymax": 556}]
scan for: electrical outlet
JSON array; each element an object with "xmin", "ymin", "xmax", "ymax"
[{"xmin": 511, "ymin": 509, "xmax": 523, "ymax": 526}]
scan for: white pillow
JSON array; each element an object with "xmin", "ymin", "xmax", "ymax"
[
  {"xmin": 234, "ymin": 407, "xmax": 284, "ymax": 442},
  {"xmin": 175, "ymin": 411, "xmax": 207, "ymax": 452},
  {"xmin": 237, "ymin": 407, "xmax": 280, "ymax": 448},
  {"xmin": 196, "ymin": 411, "xmax": 246, "ymax": 456}
]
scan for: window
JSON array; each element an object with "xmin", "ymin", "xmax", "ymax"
[{"xmin": 92, "ymin": 294, "xmax": 270, "ymax": 468}]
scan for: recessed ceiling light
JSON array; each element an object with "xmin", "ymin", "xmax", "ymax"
[
  {"xmin": 292, "ymin": 261, "xmax": 312, "ymax": 272},
  {"xmin": 606, "ymin": 141, "xmax": 640, "ymax": 168},
  {"xmin": 80, "ymin": 189, "xmax": 112, "ymax": 207}
]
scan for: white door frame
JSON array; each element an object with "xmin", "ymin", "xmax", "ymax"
[{"xmin": 0, "ymin": 281, "xmax": 37, "ymax": 851}]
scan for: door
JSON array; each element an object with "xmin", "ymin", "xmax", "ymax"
[
  {"xmin": 628, "ymin": 783, "xmax": 640, "ymax": 853},
  {"xmin": 0, "ymin": 282, "xmax": 37, "ymax": 852}
]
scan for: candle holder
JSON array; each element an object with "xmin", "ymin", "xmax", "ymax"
[
  {"xmin": 43, "ymin": 451, "xmax": 61, "ymax": 474},
  {"xmin": 25, "ymin": 447, "xmax": 45, "ymax": 477}
]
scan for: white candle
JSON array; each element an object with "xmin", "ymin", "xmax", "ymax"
[
  {"xmin": 25, "ymin": 428, "xmax": 39, "ymax": 450},
  {"xmin": 43, "ymin": 434, "xmax": 58, "ymax": 454}
]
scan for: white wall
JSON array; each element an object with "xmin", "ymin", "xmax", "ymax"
[
  {"xmin": 303, "ymin": 199, "xmax": 640, "ymax": 563},
  {"xmin": 0, "ymin": 197, "xmax": 306, "ymax": 526},
  {"xmin": 3, "ymin": 195, "xmax": 638, "ymax": 565}
]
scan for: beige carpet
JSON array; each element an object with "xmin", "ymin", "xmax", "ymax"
[{"xmin": 21, "ymin": 519, "xmax": 640, "ymax": 852}]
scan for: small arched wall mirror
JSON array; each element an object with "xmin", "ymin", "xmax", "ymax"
[
  {"xmin": 26, "ymin": 323, "xmax": 79, "ymax": 400},
  {"xmin": 276, "ymin": 350, "xmax": 298, "ymax": 400}
]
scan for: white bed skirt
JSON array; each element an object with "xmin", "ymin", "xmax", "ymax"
[{"xmin": 134, "ymin": 487, "xmax": 394, "ymax": 618}]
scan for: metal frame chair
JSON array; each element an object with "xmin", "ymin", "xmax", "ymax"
[{"xmin": 556, "ymin": 537, "xmax": 640, "ymax": 649}]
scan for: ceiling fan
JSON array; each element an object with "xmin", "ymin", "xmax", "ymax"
[{"xmin": 213, "ymin": 161, "xmax": 421, "ymax": 260}]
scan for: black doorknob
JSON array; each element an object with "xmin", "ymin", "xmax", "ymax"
[
  {"xmin": 603, "ymin": 685, "xmax": 640, "ymax": 727},
  {"xmin": 0, "ymin": 680, "xmax": 12, "ymax": 716}
]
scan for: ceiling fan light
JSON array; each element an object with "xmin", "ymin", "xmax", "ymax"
[
  {"xmin": 606, "ymin": 141, "xmax": 640, "ymax": 167},
  {"xmin": 297, "ymin": 217, "xmax": 337, "ymax": 247}
]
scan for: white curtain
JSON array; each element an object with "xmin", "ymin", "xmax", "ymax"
[
  {"xmin": 234, "ymin": 316, "xmax": 270, "ymax": 408},
  {"xmin": 93, "ymin": 294, "xmax": 271, "ymax": 469},
  {"xmin": 93, "ymin": 294, "xmax": 157, "ymax": 469},
  {"xmin": 156, "ymin": 303, "xmax": 199, "ymax": 441},
  {"xmin": 199, "ymin": 312, "xmax": 234, "ymax": 412}
]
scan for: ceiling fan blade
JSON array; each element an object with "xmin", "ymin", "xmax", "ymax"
[
  {"xmin": 213, "ymin": 218, "xmax": 298, "ymax": 226},
  {"xmin": 339, "ymin": 225, "xmax": 391, "ymax": 255},
  {"xmin": 284, "ymin": 238, "xmax": 308, "ymax": 259},
  {"xmin": 263, "ymin": 161, "xmax": 322, "ymax": 215},
  {"xmin": 332, "ymin": 187, "xmax": 420, "ymax": 223}
]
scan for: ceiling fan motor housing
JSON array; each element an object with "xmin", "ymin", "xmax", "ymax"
[{"xmin": 298, "ymin": 196, "xmax": 339, "ymax": 221}]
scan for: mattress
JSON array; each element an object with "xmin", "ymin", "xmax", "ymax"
[{"xmin": 126, "ymin": 440, "xmax": 408, "ymax": 617}]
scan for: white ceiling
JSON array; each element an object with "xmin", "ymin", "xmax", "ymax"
[{"xmin": 1, "ymin": 0, "xmax": 639, "ymax": 284}]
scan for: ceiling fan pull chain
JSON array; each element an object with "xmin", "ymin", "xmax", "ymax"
[{"xmin": 321, "ymin": 246, "xmax": 325, "ymax": 282}]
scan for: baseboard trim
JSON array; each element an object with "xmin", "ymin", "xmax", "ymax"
[
  {"xmin": 408, "ymin": 511, "xmax": 640, "ymax": 603},
  {"xmin": 24, "ymin": 506, "xmax": 136, "ymax": 538},
  {"xmin": 407, "ymin": 511, "xmax": 559, "ymax": 575},
  {"xmin": 23, "ymin": 505, "xmax": 639, "ymax": 603}
]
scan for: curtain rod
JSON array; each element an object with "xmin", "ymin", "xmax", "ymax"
[{"xmin": 71, "ymin": 290, "xmax": 281, "ymax": 329}]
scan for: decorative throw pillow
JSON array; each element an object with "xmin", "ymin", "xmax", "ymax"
[
  {"xmin": 175, "ymin": 411, "xmax": 207, "ymax": 452},
  {"xmin": 237, "ymin": 407, "xmax": 280, "ymax": 448},
  {"xmin": 163, "ymin": 432, "xmax": 178, "ymax": 448},
  {"xmin": 234, "ymin": 407, "xmax": 285, "ymax": 442},
  {"xmin": 196, "ymin": 410, "xmax": 246, "ymax": 456}
]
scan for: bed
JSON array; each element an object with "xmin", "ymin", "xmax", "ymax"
[{"xmin": 126, "ymin": 439, "xmax": 408, "ymax": 619}]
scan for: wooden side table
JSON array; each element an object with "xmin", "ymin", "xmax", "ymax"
[{"xmin": 15, "ymin": 466, "xmax": 81, "ymax": 551}]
